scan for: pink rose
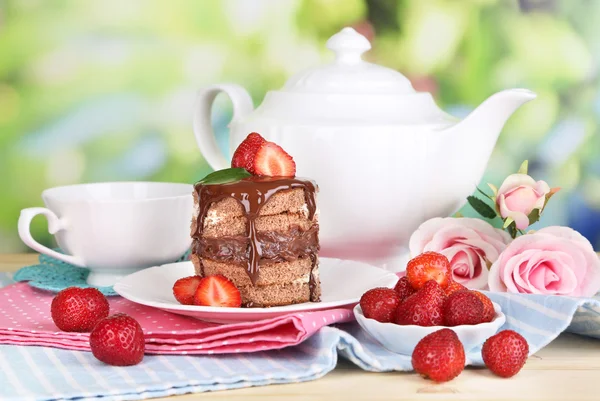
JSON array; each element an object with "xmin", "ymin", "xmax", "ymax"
[
  {"xmin": 409, "ymin": 217, "xmax": 511, "ymax": 289},
  {"xmin": 488, "ymin": 226, "xmax": 600, "ymax": 297},
  {"xmin": 495, "ymin": 173, "xmax": 550, "ymax": 230}
]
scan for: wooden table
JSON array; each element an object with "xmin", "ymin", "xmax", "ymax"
[{"xmin": 2, "ymin": 253, "xmax": 600, "ymax": 401}]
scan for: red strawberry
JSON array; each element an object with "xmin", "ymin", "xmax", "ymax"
[
  {"xmin": 444, "ymin": 280, "xmax": 467, "ymax": 296},
  {"xmin": 51, "ymin": 287, "xmax": 109, "ymax": 332},
  {"xmin": 443, "ymin": 290, "xmax": 484, "ymax": 326},
  {"xmin": 359, "ymin": 288, "xmax": 401, "ymax": 323},
  {"xmin": 395, "ymin": 280, "xmax": 446, "ymax": 326},
  {"xmin": 90, "ymin": 313, "xmax": 145, "ymax": 366},
  {"xmin": 252, "ymin": 142, "xmax": 296, "ymax": 177},
  {"xmin": 194, "ymin": 275, "xmax": 242, "ymax": 307},
  {"xmin": 393, "ymin": 276, "xmax": 416, "ymax": 301},
  {"xmin": 231, "ymin": 132, "xmax": 266, "ymax": 172},
  {"xmin": 482, "ymin": 330, "xmax": 529, "ymax": 378},
  {"xmin": 472, "ymin": 291, "xmax": 495, "ymax": 323},
  {"xmin": 173, "ymin": 276, "xmax": 203, "ymax": 305},
  {"xmin": 406, "ymin": 252, "xmax": 451, "ymax": 290},
  {"xmin": 412, "ymin": 328, "xmax": 465, "ymax": 382}
]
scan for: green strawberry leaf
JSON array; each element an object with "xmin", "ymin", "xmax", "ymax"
[
  {"xmin": 198, "ymin": 168, "xmax": 252, "ymax": 185},
  {"xmin": 467, "ymin": 196, "xmax": 497, "ymax": 219}
]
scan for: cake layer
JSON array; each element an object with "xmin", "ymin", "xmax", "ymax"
[
  {"xmin": 193, "ymin": 187, "xmax": 309, "ymax": 218},
  {"xmin": 192, "ymin": 255, "xmax": 313, "ymax": 287},
  {"xmin": 197, "ymin": 213, "xmax": 314, "ymax": 238},
  {"xmin": 238, "ymin": 282, "xmax": 318, "ymax": 308},
  {"xmin": 191, "ymin": 255, "xmax": 321, "ymax": 306}
]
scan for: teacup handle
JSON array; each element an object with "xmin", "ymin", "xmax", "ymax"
[
  {"xmin": 192, "ymin": 83, "xmax": 254, "ymax": 171},
  {"xmin": 18, "ymin": 207, "xmax": 85, "ymax": 267}
]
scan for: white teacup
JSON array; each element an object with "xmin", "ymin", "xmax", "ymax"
[{"xmin": 18, "ymin": 182, "xmax": 194, "ymax": 286}]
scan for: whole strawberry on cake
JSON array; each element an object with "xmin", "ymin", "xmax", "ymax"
[{"xmin": 189, "ymin": 133, "xmax": 320, "ymax": 307}]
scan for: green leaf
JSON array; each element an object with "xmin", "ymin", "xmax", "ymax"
[
  {"xmin": 528, "ymin": 208, "xmax": 540, "ymax": 226},
  {"xmin": 517, "ymin": 160, "xmax": 529, "ymax": 175},
  {"xmin": 506, "ymin": 221, "xmax": 518, "ymax": 239},
  {"xmin": 467, "ymin": 196, "xmax": 497, "ymax": 219},
  {"xmin": 476, "ymin": 186, "xmax": 493, "ymax": 200},
  {"xmin": 503, "ymin": 216, "xmax": 514, "ymax": 229},
  {"xmin": 487, "ymin": 183, "xmax": 498, "ymax": 197},
  {"xmin": 198, "ymin": 168, "xmax": 252, "ymax": 185},
  {"xmin": 540, "ymin": 187, "xmax": 560, "ymax": 214}
]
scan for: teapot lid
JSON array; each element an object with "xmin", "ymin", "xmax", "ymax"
[
  {"xmin": 254, "ymin": 27, "xmax": 458, "ymax": 126},
  {"xmin": 283, "ymin": 27, "xmax": 417, "ymax": 95}
]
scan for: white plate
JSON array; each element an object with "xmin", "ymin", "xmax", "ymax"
[{"xmin": 114, "ymin": 258, "xmax": 399, "ymax": 323}]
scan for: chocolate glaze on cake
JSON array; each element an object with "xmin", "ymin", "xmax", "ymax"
[{"xmin": 192, "ymin": 176, "xmax": 320, "ymax": 303}]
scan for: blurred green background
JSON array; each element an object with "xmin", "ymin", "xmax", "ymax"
[{"xmin": 1, "ymin": 0, "xmax": 599, "ymax": 253}]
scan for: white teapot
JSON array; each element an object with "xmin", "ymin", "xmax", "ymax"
[{"xmin": 193, "ymin": 27, "xmax": 536, "ymax": 267}]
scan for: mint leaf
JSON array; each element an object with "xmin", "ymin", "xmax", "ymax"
[
  {"xmin": 198, "ymin": 168, "xmax": 252, "ymax": 185},
  {"xmin": 467, "ymin": 196, "xmax": 497, "ymax": 219}
]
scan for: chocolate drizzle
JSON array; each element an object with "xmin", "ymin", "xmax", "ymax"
[{"xmin": 193, "ymin": 176, "xmax": 319, "ymax": 299}]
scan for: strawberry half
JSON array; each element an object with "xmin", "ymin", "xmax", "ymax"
[
  {"xmin": 252, "ymin": 142, "xmax": 296, "ymax": 177},
  {"xmin": 231, "ymin": 132, "xmax": 266, "ymax": 173},
  {"xmin": 173, "ymin": 276, "xmax": 203, "ymax": 305},
  {"xmin": 194, "ymin": 275, "xmax": 242, "ymax": 307}
]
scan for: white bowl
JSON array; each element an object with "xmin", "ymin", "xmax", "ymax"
[{"xmin": 354, "ymin": 302, "xmax": 506, "ymax": 355}]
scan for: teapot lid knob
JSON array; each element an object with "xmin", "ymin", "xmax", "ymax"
[{"xmin": 326, "ymin": 27, "xmax": 371, "ymax": 64}]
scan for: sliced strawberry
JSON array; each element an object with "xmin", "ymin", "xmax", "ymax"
[
  {"xmin": 194, "ymin": 275, "xmax": 242, "ymax": 307},
  {"xmin": 173, "ymin": 276, "xmax": 202, "ymax": 305},
  {"xmin": 231, "ymin": 132, "xmax": 266, "ymax": 172},
  {"xmin": 252, "ymin": 142, "xmax": 296, "ymax": 177}
]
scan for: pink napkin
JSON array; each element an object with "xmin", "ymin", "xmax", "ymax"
[{"xmin": 0, "ymin": 282, "xmax": 355, "ymax": 354}]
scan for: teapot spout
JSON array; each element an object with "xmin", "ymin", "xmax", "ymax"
[
  {"xmin": 434, "ymin": 89, "xmax": 536, "ymax": 212},
  {"xmin": 449, "ymin": 89, "xmax": 536, "ymax": 146}
]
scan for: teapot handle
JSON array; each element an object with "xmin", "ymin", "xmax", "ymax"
[{"xmin": 193, "ymin": 84, "xmax": 254, "ymax": 170}]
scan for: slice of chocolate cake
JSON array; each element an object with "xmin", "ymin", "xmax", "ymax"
[{"xmin": 190, "ymin": 176, "xmax": 320, "ymax": 307}]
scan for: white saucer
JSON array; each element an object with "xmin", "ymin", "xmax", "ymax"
[{"xmin": 114, "ymin": 258, "xmax": 399, "ymax": 323}]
